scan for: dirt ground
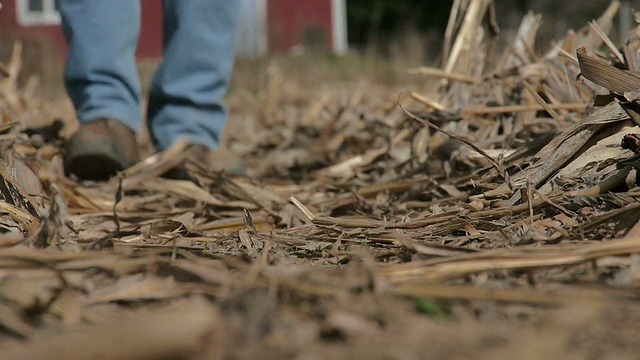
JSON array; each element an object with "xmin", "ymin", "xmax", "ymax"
[{"xmin": 2, "ymin": 2, "xmax": 640, "ymax": 358}]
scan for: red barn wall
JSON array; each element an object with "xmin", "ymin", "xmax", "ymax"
[
  {"xmin": 0, "ymin": 0, "xmax": 66, "ymax": 58},
  {"xmin": 137, "ymin": 0, "xmax": 163, "ymax": 59},
  {"xmin": 267, "ymin": 0, "xmax": 333, "ymax": 53},
  {"xmin": 0, "ymin": 0, "xmax": 163, "ymax": 60}
]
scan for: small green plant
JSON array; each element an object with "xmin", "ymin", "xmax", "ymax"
[
  {"xmin": 309, "ymin": 245, "xmax": 324, "ymax": 254},
  {"xmin": 414, "ymin": 297, "xmax": 451, "ymax": 320}
]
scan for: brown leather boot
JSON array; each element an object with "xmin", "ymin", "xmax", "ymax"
[
  {"xmin": 64, "ymin": 118, "xmax": 140, "ymax": 181},
  {"xmin": 161, "ymin": 144, "xmax": 209, "ymax": 180},
  {"xmin": 161, "ymin": 144, "xmax": 248, "ymax": 180}
]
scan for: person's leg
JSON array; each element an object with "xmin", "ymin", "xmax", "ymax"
[
  {"xmin": 148, "ymin": 0, "xmax": 240, "ymax": 152},
  {"xmin": 58, "ymin": 0, "xmax": 142, "ymax": 131},
  {"xmin": 58, "ymin": 0, "xmax": 142, "ymax": 180}
]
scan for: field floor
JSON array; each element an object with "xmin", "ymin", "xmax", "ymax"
[{"xmin": 3, "ymin": 4, "xmax": 640, "ymax": 358}]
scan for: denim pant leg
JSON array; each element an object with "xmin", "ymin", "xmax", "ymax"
[
  {"xmin": 58, "ymin": 0, "xmax": 142, "ymax": 131},
  {"xmin": 147, "ymin": 0, "xmax": 240, "ymax": 151}
]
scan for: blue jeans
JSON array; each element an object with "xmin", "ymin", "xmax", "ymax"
[{"xmin": 58, "ymin": 0, "xmax": 240, "ymax": 151}]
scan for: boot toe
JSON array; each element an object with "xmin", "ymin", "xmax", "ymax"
[{"xmin": 64, "ymin": 118, "xmax": 139, "ymax": 181}]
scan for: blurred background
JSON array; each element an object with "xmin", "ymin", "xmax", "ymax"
[{"xmin": 0, "ymin": 0, "xmax": 631, "ymax": 100}]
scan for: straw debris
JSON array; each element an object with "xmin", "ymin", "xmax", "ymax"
[{"xmin": 2, "ymin": 1, "xmax": 640, "ymax": 357}]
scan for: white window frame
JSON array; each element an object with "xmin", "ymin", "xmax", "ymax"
[{"xmin": 16, "ymin": 0, "xmax": 61, "ymax": 26}]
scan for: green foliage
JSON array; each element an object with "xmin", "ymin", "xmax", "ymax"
[
  {"xmin": 346, "ymin": 0, "xmax": 453, "ymax": 47},
  {"xmin": 346, "ymin": 0, "xmax": 614, "ymax": 53},
  {"xmin": 414, "ymin": 297, "xmax": 451, "ymax": 320}
]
